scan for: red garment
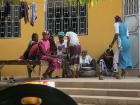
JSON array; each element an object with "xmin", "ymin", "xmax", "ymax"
[
  {"xmin": 37, "ymin": 39, "xmax": 61, "ymax": 71},
  {"xmin": 28, "ymin": 43, "xmax": 38, "ymax": 57},
  {"xmin": 41, "ymin": 55, "xmax": 61, "ymax": 71}
]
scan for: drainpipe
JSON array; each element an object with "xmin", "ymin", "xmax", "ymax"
[
  {"xmin": 138, "ymin": 0, "xmax": 140, "ymax": 70},
  {"xmin": 44, "ymin": 0, "xmax": 47, "ymax": 31}
]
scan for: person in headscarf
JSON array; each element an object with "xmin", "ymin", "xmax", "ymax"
[
  {"xmin": 56, "ymin": 32, "xmax": 67, "ymax": 57},
  {"xmin": 65, "ymin": 28, "xmax": 81, "ymax": 78},
  {"xmin": 109, "ymin": 15, "xmax": 132, "ymax": 79},
  {"xmin": 80, "ymin": 48, "xmax": 96, "ymax": 68},
  {"xmin": 37, "ymin": 31, "xmax": 61, "ymax": 79},
  {"xmin": 55, "ymin": 32, "xmax": 68, "ymax": 77}
]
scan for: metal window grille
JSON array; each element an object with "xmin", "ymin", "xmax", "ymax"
[
  {"xmin": 0, "ymin": 5, "xmax": 20, "ymax": 38},
  {"xmin": 45, "ymin": 0, "xmax": 88, "ymax": 35},
  {"xmin": 124, "ymin": 0, "xmax": 139, "ymax": 15}
]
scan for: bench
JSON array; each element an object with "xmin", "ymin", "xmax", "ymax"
[{"xmin": 0, "ymin": 60, "xmax": 48, "ymax": 81}]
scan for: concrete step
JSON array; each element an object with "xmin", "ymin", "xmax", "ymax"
[
  {"xmin": 127, "ymin": 69, "xmax": 140, "ymax": 76},
  {"xmin": 55, "ymin": 81, "xmax": 140, "ymax": 89},
  {"xmin": 71, "ymin": 95, "xmax": 140, "ymax": 105},
  {"xmin": 58, "ymin": 87, "xmax": 140, "ymax": 97}
]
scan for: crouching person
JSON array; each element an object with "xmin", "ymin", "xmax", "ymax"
[
  {"xmin": 79, "ymin": 49, "xmax": 96, "ymax": 77},
  {"xmin": 97, "ymin": 48, "xmax": 114, "ymax": 80}
]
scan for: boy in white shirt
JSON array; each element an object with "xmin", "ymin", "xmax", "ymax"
[
  {"xmin": 56, "ymin": 32, "xmax": 68, "ymax": 77},
  {"xmin": 56, "ymin": 32, "xmax": 67, "ymax": 57}
]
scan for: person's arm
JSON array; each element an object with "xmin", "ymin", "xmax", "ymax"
[
  {"xmin": 97, "ymin": 53, "xmax": 104, "ymax": 64},
  {"xmin": 79, "ymin": 56, "xmax": 83, "ymax": 65},
  {"xmin": 109, "ymin": 33, "xmax": 118, "ymax": 48},
  {"xmin": 88, "ymin": 55, "xmax": 93, "ymax": 63},
  {"xmin": 65, "ymin": 32, "xmax": 70, "ymax": 53},
  {"xmin": 62, "ymin": 40, "xmax": 67, "ymax": 54},
  {"xmin": 105, "ymin": 55, "xmax": 113, "ymax": 59},
  {"xmin": 126, "ymin": 26, "xmax": 130, "ymax": 39},
  {"xmin": 109, "ymin": 23, "xmax": 119, "ymax": 48}
]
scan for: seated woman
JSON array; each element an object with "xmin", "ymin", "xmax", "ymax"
[
  {"xmin": 97, "ymin": 48, "xmax": 114, "ymax": 79},
  {"xmin": 37, "ymin": 31, "xmax": 61, "ymax": 79},
  {"xmin": 79, "ymin": 49, "xmax": 96, "ymax": 77}
]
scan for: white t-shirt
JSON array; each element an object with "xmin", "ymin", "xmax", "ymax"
[
  {"xmin": 65, "ymin": 31, "xmax": 80, "ymax": 46},
  {"xmin": 56, "ymin": 40, "xmax": 67, "ymax": 56},
  {"xmin": 114, "ymin": 22, "xmax": 129, "ymax": 37},
  {"xmin": 80, "ymin": 55, "xmax": 92, "ymax": 64}
]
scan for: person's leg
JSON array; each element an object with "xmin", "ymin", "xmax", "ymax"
[
  {"xmin": 62, "ymin": 59, "xmax": 66, "ymax": 78},
  {"xmin": 74, "ymin": 64, "xmax": 80, "ymax": 78},
  {"xmin": 27, "ymin": 65, "xmax": 36, "ymax": 78},
  {"xmin": 75, "ymin": 45, "xmax": 81, "ymax": 78},
  {"xmin": 48, "ymin": 70, "xmax": 54, "ymax": 78},
  {"xmin": 69, "ymin": 65, "xmax": 74, "ymax": 77},
  {"xmin": 42, "ymin": 67, "xmax": 51, "ymax": 79},
  {"xmin": 99, "ymin": 59, "xmax": 108, "ymax": 75},
  {"xmin": 74, "ymin": 47, "xmax": 80, "ymax": 78},
  {"xmin": 27, "ymin": 66, "xmax": 32, "ymax": 78},
  {"xmin": 121, "ymin": 69, "xmax": 128, "ymax": 79},
  {"xmin": 99, "ymin": 59, "xmax": 106, "ymax": 80},
  {"xmin": 113, "ymin": 47, "xmax": 121, "ymax": 79},
  {"xmin": 69, "ymin": 45, "xmax": 76, "ymax": 78},
  {"xmin": 90, "ymin": 58, "xmax": 96, "ymax": 70},
  {"xmin": 113, "ymin": 47, "xmax": 119, "ymax": 72}
]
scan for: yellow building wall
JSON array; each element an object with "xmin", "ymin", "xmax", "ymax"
[{"xmin": 0, "ymin": 0, "xmax": 122, "ymax": 76}]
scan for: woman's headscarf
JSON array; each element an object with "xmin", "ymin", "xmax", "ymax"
[{"xmin": 42, "ymin": 31, "xmax": 50, "ymax": 37}]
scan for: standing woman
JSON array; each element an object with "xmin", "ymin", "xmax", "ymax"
[
  {"xmin": 66, "ymin": 28, "xmax": 81, "ymax": 78},
  {"xmin": 110, "ymin": 15, "xmax": 132, "ymax": 79}
]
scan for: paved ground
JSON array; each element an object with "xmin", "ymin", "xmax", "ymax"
[{"xmin": 48, "ymin": 77, "xmax": 140, "ymax": 82}]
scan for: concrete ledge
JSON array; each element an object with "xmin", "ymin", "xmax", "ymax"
[
  {"xmin": 56, "ymin": 81, "xmax": 140, "ymax": 89},
  {"xmin": 59, "ymin": 88, "xmax": 140, "ymax": 97},
  {"xmin": 71, "ymin": 95, "xmax": 140, "ymax": 105}
]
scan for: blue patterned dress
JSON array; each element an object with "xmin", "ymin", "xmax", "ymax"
[{"xmin": 118, "ymin": 22, "xmax": 132, "ymax": 69}]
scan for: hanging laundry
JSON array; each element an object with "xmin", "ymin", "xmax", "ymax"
[
  {"xmin": 30, "ymin": 2, "xmax": 37, "ymax": 26},
  {"xmin": 4, "ymin": 0, "xmax": 11, "ymax": 16},
  {"xmin": 20, "ymin": 1, "xmax": 29, "ymax": 24}
]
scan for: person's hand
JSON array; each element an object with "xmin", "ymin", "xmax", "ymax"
[
  {"xmin": 109, "ymin": 44, "xmax": 113, "ymax": 48},
  {"xmin": 58, "ymin": 46, "xmax": 62, "ymax": 50},
  {"xmin": 127, "ymin": 36, "xmax": 129, "ymax": 39}
]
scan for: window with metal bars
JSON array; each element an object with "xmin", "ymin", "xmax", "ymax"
[
  {"xmin": 0, "ymin": 5, "xmax": 20, "ymax": 38},
  {"xmin": 124, "ymin": 0, "xmax": 139, "ymax": 15},
  {"xmin": 45, "ymin": 0, "xmax": 88, "ymax": 35}
]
